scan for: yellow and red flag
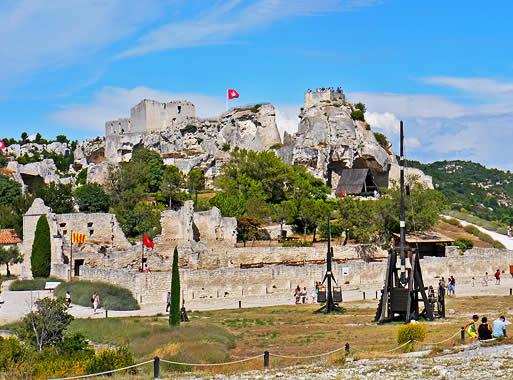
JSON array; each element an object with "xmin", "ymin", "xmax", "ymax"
[{"xmin": 71, "ymin": 232, "xmax": 87, "ymax": 244}]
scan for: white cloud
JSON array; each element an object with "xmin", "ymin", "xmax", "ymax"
[
  {"xmin": 51, "ymin": 86, "xmax": 225, "ymax": 132},
  {"xmin": 365, "ymin": 111, "xmax": 400, "ymax": 135},
  {"xmin": 275, "ymin": 104, "xmax": 301, "ymax": 138},
  {"xmin": 0, "ymin": 0, "xmax": 163, "ymax": 80},
  {"xmin": 119, "ymin": 0, "xmax": 378, "ymax": 58},
  {"xmin": 422, "ymin": 76, "xmax": 513, "ymax": 95}
]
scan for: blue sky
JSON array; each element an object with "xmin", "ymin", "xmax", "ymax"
[{"xmin": 2, "ymin": 0, "xmax": 513, "ymax": 169}]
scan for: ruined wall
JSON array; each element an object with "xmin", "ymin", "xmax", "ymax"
[
  {"xmin": 193, "ymin": 207, "xmax": 237, "ymax": 246},
  {"xmin": 76, "ymin": 248, "xmax": 513, "ymax": 305}
]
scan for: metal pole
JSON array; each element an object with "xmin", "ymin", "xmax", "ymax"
[
  {"xmin": 399, "ymin": 121, "xmax": 406, "ymax": 284},
  {"xmin": 153, "ymin": 356, "xmax": 160, "ymax": 379},
  {"xmin": 141, "ymin": 234, "xmax": 144, "ymax": 272},
  {"xmin": 69, "ymin": 230, "xmax": 73, "ymax": 281}
]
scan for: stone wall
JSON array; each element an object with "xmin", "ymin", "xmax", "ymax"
[{"xmin": 75, "ymin": 248, "xmax": 513, "ymax": 305}]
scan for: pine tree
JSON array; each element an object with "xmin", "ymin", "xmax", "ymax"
[
  {"xmin": 31, "ymin": 215, "xmax": 51, "ymax": 278},
  {"xmin": 169, "ymin": 246, "xmax": 181, "ymax": 327}
]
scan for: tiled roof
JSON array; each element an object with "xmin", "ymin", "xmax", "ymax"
[{"xmin": 0, "ymin": 229, "xmax": 22, "ymax": 245}]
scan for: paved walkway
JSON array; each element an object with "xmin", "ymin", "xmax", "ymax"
[
  {"xmin": 445, "ymin": 215, "xmax": 513, "ymax": 250},
  {"xmin": 2, "ymin": 276, "xmax": 513, "ymax": 325}
]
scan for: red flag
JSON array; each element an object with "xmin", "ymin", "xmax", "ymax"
[
  {"xmin": 227, "ymin": 89, "xmax": 239, "ymax": 100},
  {"xmin": 143, "ymin": 234, "xmax": 155, "ymax": 249},
  {"xmin": 0, "ymin": 141, "xmax": 5, "ymax": 150}
]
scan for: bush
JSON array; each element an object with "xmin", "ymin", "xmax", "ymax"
[
  {"xmin": 0, "ymin": 337, "xmax": 27, "ymax": 370},
  {"xmin": 86, "ymin": 346, "xmax": 135, "ymax": 375},
  {"xmin": 443, "ymin": 217, "xmax": 462, "ymax": 227},
  {"xmin": 493, "ymin": 240, "xmax": 506, "ymax": 249},
  {"xmin": 31, "ymin": 215, "xmax": 51, "ymax": 278},
  {"xmin": 397, "ymin": 323, "xmax": 427, "ymax": 346},
  {"xmin": 54, "ymin": 281, "xmax": 139, "ymax": 311},
  {"xmin": 221, "ymin": 143, "xmax": 230, "ymax": 152},
  {"xmin": 351, "ymin": 109, "xmax": 365, "ymax": 121},
  {"xmin": 373, "ymin": 132, "xmax": 389, "ymax": 151},
  {"xmin": 76, "ymin": 168, "xmax": 88, "ymax": 186},
  {"xmin": 454, "ymin": 238, "xmax": 474, "ymax": 253},
  {"xmin": 9, "ymin": 276, "xmax": 62, "ymax": 291},
  {"xmin": 32, "ymin": 348, "xmax": 87, "ymax": 379}
]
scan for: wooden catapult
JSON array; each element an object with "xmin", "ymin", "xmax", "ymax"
[{"xmin": 375, "ymin": 121, "xmax": 444, "ymax": 323}]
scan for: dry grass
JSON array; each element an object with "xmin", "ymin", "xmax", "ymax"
[
  {"xmin": 434, "ymin": 220, "xmax": 492, "ymax": 248},
  {"xmin": 55, "ymin": 295, "xmax": 513, "ymax": 377}
]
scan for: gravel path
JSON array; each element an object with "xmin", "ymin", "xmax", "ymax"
[{"xmin": 447, "ymin": 216, "xmax": 513, "ymax": 250}]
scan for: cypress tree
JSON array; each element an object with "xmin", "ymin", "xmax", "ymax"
[
  {"xmin": 169, "ymin": 246, "xmax": 181, "ymax": 327},
  {"xmin": 31, "ymin": 215, "xmax": 51, "ymax": 278}
]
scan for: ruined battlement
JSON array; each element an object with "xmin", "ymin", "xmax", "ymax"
[
  {"xmin": 105, "ymin": 99, "xmax": 196, "ymax": 136},
  {"xmin": 304, "ymin": 88, "xmax": 345, "ymax": 109}
]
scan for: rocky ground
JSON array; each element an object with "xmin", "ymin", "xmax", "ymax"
[{"xmin": 182, "ymin": 344, "xmax": 513, "ymax": 379}]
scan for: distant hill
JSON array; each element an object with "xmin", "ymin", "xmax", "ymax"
[{"xmin": 407, "ymin": 159, "xmax": 513, "ymax": 225}]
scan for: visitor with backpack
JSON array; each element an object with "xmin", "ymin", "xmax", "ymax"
[
  {"xmin": 495, "ymin": 269, "xmax": 501, "ymax": 285},
  {"xmin": 478, "ymin": 317, "xmax": 493, "ymax": 340}
]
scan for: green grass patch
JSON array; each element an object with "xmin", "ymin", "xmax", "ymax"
[
  {"xmin": 8, "ymin": 276, "xmax": 62, "ymax": 291},
  {"xmin": 55, "ymin": 281, "xmax": 139, "ymax": 311},
  {"xmin": 447, "ymin": 210, "xmax": 507, "ymax": 235}
]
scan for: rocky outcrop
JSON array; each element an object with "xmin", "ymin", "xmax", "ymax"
[
  {"xmin": 6, "ymin": 159, "xmax": 72, "ymax": 192},
  {"xmin": 278, "ymin": 89, "xmax": 395, "ymax": 189},
  {"xmin": 103, "ymin": 100, "xmax": 281, "ymax": 177},
  {"xmin": 74, "ymin": 138, "xmax": 106, "ymax": 169}
]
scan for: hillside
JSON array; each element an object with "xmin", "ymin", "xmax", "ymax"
[{"xmin": 407, "ymin": 159, "xmax": 513, "ymax": 225}]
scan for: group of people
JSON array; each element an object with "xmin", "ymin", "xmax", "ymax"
[
  {"xmin": 294, "ymin": 283, "xmax": 321, "ymax": 304},
  {"xmin": 438, "ymin": 276, "xmax": 456, "ymax": 295},
  {"xmin": 306, "ymin": 87, "xmax": 343, "ymax": 94},
  {"xmin": 465, "ymin": 314, "xmax": 508, "ymax": 341},
  {"xmin": 481, "ymin": 269, "xmax": 502, "ymax": 286},
  {"xmin": 63, "ymin": 290, "xmax": 100, "ymax": 314}
]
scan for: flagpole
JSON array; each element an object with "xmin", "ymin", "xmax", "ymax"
[
  {"xmin": 141, "ymin": 233, "xmax": 144, "ymax": 272},
  {"xmin": 69, "ymin": 230, "xmax": 73, "ymax": 281},
  {"xmin": 225, "ymin": 90, "xmax": 228, "ymax": 111}
]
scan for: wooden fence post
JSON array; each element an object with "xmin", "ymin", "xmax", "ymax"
[
  {"xmin": 153, "ymin": 356, "xmax": 160, "ymax": 379},
  {"xmin": 263, "ymin": 351, "xmax": 269, "ymax": 369}
]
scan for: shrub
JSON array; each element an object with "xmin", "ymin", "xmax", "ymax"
[
  {"xmin": 350, "ymin": 109, "xmax": 365, "ymax": 121},
  {"xmin": 59, "ymin": 333, "xmax": 94, "ymax": 359},
  {"xmin": 443, "ymin": 217, "xmax": 462, "ymax": 227},
  {"xmin": 32, "ymin": 348, "xmax": 87, "ymax": 379},
  {"xmin": 373, "ymin": 132, "xmax": 389, "ymax": 151},
  {"xmin": 221, "ymin": 143, "xmax": 230, "ymax": 152},
  {"xmin": 354, "ymin": 102, "xmax": 367, "ymax": 113},
  {"xmin": 9, "ymin": 276, "xmax": 62, "ymax": 291},
  {"xmin": 0, "ymin": 337, "xmax": 27, "ymax": 370},
  {"xmin": 463, "ymin": 225, "xmax": 480, "ymax": 235},
  {"xmin": 76, "ymin": 168, "xmax": 88, "ymax": 185},
  {"xmin": 493, "ymin": 240, "xmax": 506, "ymax": 249},
  {"xmin": 54, "ymin": 281, "xmax": 139, "ymax": 311},
  {"xmin": 86, "ymin": 346, "xmax": 135, "ymax": 375},
  {"xmin": 454, "ymin": 238, "xmax": 474, "ymax": 253},
  {"xmin": 31, "ymin": 215, "xmax": 51, "ymax": 278},
  {"xmin": 181, "ymin": 124, "xmax": 198, "ymax": 134},
  {"xmin": 74, "ymin": 183, "xmax": 111, "ymax": 212},
  {"xmin": 397, "ymin": 323, "xmax": 427, "ymax": 347}
]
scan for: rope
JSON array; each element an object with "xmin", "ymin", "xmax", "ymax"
[
  {"xmin": 415, "ymin": 330, "xmax": 460, "ymax": 346},
  {"xmin": 49, "ymin": 359, "xmax": 153, "ymax": 380},
  {"xmin": 160, "ymin": 354, "xmax": 262, "ymax": 367},
  {"xmin": 381, "ymin": 339, "xmax": 413, "ymax": 353},
  {"xmin": 269, "ymin": 346, "xmax": 346, "ymax": 359}
]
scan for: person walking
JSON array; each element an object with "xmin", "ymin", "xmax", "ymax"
[
  {"xmin": 483, "ymin": 272, "xmax": 489, "ymax": 286},
  {"xmin": 508, "ymin": 226, "xmax": 512, "ymax": 238},
  {"xmin": 166, "ymin": 291, "xmax": 171, "ymax": 312},
  {"xmin": 294, "ymin": 285, "xmax": 301, "ymax": 304},
  {"xmin": 495, "ymin": 269, "xmax": 501, "ymax": 285},
  {"xmin": 93, "ymin": 293, "xmax": 100, "ymax": 314},
  {"xmin": 302, "ymin": 287, "xmax": 307, "ymax": 304},
  {"xmin": 310, "ymin": 286, "xmax": 317, "ymax": 304},
  {"xmin": 91, "ymin": 292, "xmax": 97, "ymax": 309},
  {"xmin": 449, "ymin": 276, "xmax": 456, "ymax": 296}
]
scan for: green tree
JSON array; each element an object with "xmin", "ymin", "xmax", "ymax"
[
  {"xmin": 0, "ymin": 175, "xmax": 21, "ymax": 205},
  {"xmin": 31, "ymin": 215, "xmax": 51, "ymax": 278},
  {"xmin": 74, "ymin": 184, "xmax": 111, "ymax": 212},
  {"xmin": 76, "ymin": 168, "xmax": 88, "ymax": 186},
  {"xmin": 20, "ymin": 132, "xmax": 28, "ymax": 143},
  {"xmin": 169, "ymin": 247, "xmax": 181, "ymax": 327},
  {"xmin": 351, "ymin": 109, "xmax": 365, "ymax": 121},
  {"xmin": 187, "ymin": 168, "xmax": 205, "ymax": 203},
  {"xmin": 210, "ymin": 192, "xmax": 246, "ymax": 217},
  {"xmin": 334, "ymin": 197, "xmax": 381, "ymax": 244},
  {"xmin": 160, "ymin": 165, "xmax": 185, "ymax": 208},
  {"xmin": 299, "ymin": 199, "xmax": 330, "ymax": 242},
  {"xmin": 35, "ymin": 183, "xmax": 74, "ymax": 213},
  {"xmin": 17, "ymin": 297, "xmax": 73, "ymax": 351},
  {"xmin": 236, "ymin": 216, "xmax": 261, "ymax": 247},
  {"xmin": 131, "ymin": 148, "xmax": 164, "ymax": 193},
  {"xmin": 0, "ymin": 246, "xmax": 23, "ymax": 277},
  {"xmin": 55, "ymin": 135, "xmax": 69, "ymax": 144},
  {"xmin": 354, "ymin": 102, "xmax": 367, "ymax": 113},
  {"xmin": 117, "ymin": 202, "xmax": 161, "ymax": 238}
]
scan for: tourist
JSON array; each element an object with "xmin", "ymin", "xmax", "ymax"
[
  {"xmin": 483, "ymin": 272, "xmax": 489, "ymax": 286},
  {"xmin": 508, "ymin": 226, "xmax": 512, "ymax": 238},
  {"xmin": 302, "ymin": 287, "xmax": 308, "ymax": 304},
  {"xmin": 310, "ymin": 286, "xmax": 317, "ymax": 304},
  {"xmin": 472, "ymin": 276, "xmax": 475, "ymax": 287},
  {"xmin": 492, "ymin": 316, "xmax": 507, "ymax": 338},
  {"xmin": 438, "ymin": 277, "xmax": 446, "ymax": 290},
  {"xmin": 294, "ymin": 285, "xmax": 301, "ymax": 304},
  {"xmin": 65, "ymin": 291, "xmax": 72, "ymax": 307},
  {"xmin": 93, "ymin": 293, "xmax": 100, "ymax": 314},
  {"xmin": 91, "ymin": 292, "xmax": 97, "ymax": 309},
  {"xmin": 449, "ymin": 276, "xmax": 456, "ymax": 295},
  {"xmin": 478, "ymin": 317, "xmax": 493, "ymax": 341},
  {"xmin": 465, "ymin": 314, "xmax": 479, "ymax": 342},
  {"xmin": 166, "ymin": 291, "xmax": 171, "ymax": 312},
  {"xmin": 495, "ymin": 269, "xmax": 501, "ymax": 285}
]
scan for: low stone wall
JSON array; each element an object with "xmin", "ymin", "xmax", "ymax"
[{"xmin": 54, "ymin": 247, "xmax": 513, "ymax": 305}]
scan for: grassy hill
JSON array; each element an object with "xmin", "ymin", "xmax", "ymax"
[{"xmin": 407, "ymin": 159, "xmax": 513, "ymax": 227}]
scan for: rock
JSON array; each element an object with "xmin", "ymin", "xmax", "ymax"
[
  {"xmin": 278, "ymin": 89, "xmax": 394, "ymax": 190},
  {"xmin": 45, "ymin": 142, "xmax": 70, "ymax": 156},
  {"xmin": 74, "ymin": 137, "xmax": 106, "ymax": 169},
  {"xmin": 87, "ymin": 161, "xmax": 113, "ymax": 186}
]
